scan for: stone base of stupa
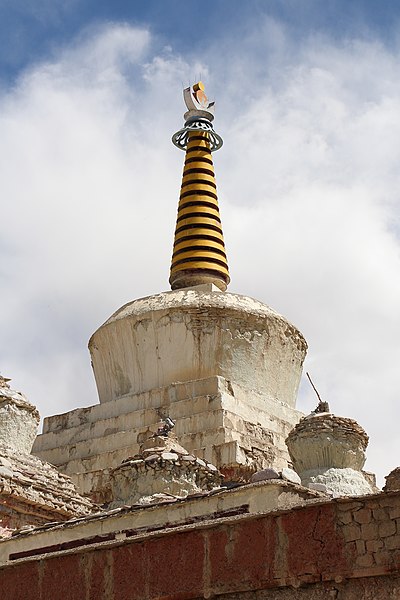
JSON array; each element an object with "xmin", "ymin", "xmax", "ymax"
[
  {"xmin": 33, "ymin": 286, "xmax": 306, "ymax": 502},
  {"xmin": 33, "ymin": 375, "xmax": 303, "ymax": 502}
]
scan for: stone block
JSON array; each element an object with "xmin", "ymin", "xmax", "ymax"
[
  {"xmin": 389, "ymin": 506, "xmax": 400, "ymax": 519},
  {"xmin": 337, "ymin": 501, "xmax": 364, "ymax": 511},
  {"xmin": 374, "ymin": 550, "xmax": 393, "ymax": 566},
  {"xmin": 361, "ymin": 523, "xmax": 379, "ymax": 540},
  {"xmin": 343, "ymin": 523, "xmax": 361, "ymax": 542},
  {"xmin": 215, "ymin": 441, "xmax": 246, "ymax": 466},
  {"xmin": 384, "ymin": 535, "xmax": 400, "ymax": 550},
  {"xmin": 251, "ymin": 468, "xmax": 280, "ymax": 483},
  {"xmin": 356, "ymin": 553, "xmax": 374, "ymax": 568},
  {"xmin": 373, "ymin": 508, "xmax": 388, "ymax": 521},
  {"xmin": 379, "ymin": 520, "xmax": 397, "ymax": 538},
  {"xmin": 337, "ymin": 510, "xmax": 353, "ymax": 525},
  {"xmin": 354, "ymin": 508, "xmax": 372, "ymax": 524},
  {"xmin": 366, "ymin": 539, "xmax": 384, "ymax": 552},
  {"xmin": 355, "ymin": 539, "xmax": 366, "ymax": 554},
  {"xmin": 378, "ymin": 496, "xmax": 400, "ymax": 508}
]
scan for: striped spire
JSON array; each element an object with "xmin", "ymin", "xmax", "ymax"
[{"xmin": 169, "ymin": 83, "xmax": 230, "ymax": 291}]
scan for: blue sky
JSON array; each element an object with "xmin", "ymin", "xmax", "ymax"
[
  {"xmin": 1, "ymin": 1, "xmax": 400, "ymax": 486},
  {"xmin": 2, "ymin": 1, "xmax": 400, "ymax": 82}
]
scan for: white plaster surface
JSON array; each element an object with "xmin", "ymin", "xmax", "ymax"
[
  {"xmin": 0, "ymin": 385, "xmax": 39, "ymax": 454},
  {"xmin": 301, "ymin": 467, "xmax": 373, "ymax": 497},
  {"xmin": 89, "ymin": 289, "xmax": 307, "ymax": 406}
]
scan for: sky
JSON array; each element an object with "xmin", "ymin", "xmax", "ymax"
[{"xmin": 1, "ymin": 0, "xmax": 400, "ymax": 487}]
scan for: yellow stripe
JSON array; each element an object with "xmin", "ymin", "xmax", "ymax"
[
  {"xmin": 177, "ymin": 205, "xmax": 220, "ymax": 219},
  {"xmin": 174, "ymin": 227, "xmax": 224, "ymax": 242},
  {"xmin": 174, "ymin": 238, "xmax": 226, "ymax": 252},
  {"xmin": 180, "ymin": 182, "xmax": 217, "ymax": 194},
  {"xmin": 187, "ymin": 140, "xmax": 210, "ymax": 150},
  {"xmin": 182, "ymin": 172, "xmax": 215, "ymax": 186},
  {"xmin": 172, "ymin": 248, "xmax": 227, "ymax": 260},
  {"xmin": 177, "ymin": 215, "xmax": 221, "ymax": 227}
]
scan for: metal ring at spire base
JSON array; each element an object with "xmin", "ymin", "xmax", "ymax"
[{"xmin": 172, "ymin": 118, "xmax": 223, "ymax": 152}]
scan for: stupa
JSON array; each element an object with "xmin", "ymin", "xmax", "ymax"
[
  {"xmin": 286, "ymin": 378, "xmax": 375, "ymax": 497},
  {"xmin": 0, "ymin": 376, "xmax": 94, "ymax": 532},
  {"xmin": 33, "ymin": 83, "xmax": 307, "ymax": 502}
]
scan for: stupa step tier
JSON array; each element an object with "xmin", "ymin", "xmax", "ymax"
[{"xmin": 33, "ymin": 376, "xmax": 303, "ymax": 502}]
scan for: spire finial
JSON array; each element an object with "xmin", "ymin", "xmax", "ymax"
[
  {"xmin": 169, "ymin": 82, "xmax": 230, "ymax": 291},
  {"xmin": 306, "ymin": 372, "xmax": 330, "ymax": 413}
]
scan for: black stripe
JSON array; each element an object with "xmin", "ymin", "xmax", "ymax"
[
  {"xmin": 171, "ymin": 256, "xmax": 228, "ymax": 269},
  {"xmin": 174, "ymin": 233, "xmax": 225, "ymax": 247},
  {"xmin": 186, "ymin": 146, "xmax": 212, "ymax": 154},
  {"xmin": 185, "ymin": 156, "xmax": 213, "ymax": 167},
  {"xmin": 183, "ymin": 167, "xmax": 214, "ymax": 177},
  {"xmin": 175, "ymin": 222, "xmax": 222, "ymax": 235},
  {"xmin": 178, "ymin": 200, "xmax": 219, "ymax": 213},
  {"xmin": 180, "ymin": 188, "xmax": 218, "ymax": 201},
  {"xmin": 181, "ymin": 178, "xmax": 216, "ymax": 189},
  {"xmin": 176, "ymin": 212, "xmax": 221, "ymax": 224}
]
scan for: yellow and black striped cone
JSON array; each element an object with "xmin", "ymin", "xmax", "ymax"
[{"xmin": 169, "ymin": 130, "xmax": 230, "ymax": 291}]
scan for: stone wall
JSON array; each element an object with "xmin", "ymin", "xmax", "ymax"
[{"xmin": 2, "ymin": 490, "xmax": 400, "ymax": 599}]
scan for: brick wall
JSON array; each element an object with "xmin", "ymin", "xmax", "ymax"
[{"xmin": 1, "ymin": 491, "xmax": 400, "ymax": 599}]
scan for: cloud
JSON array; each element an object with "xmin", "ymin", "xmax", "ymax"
[{"xmin": 1, "ymin": 19, "xmax": 399, "ymax": 486}]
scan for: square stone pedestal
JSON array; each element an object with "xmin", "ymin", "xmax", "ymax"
[{"xmin": 33, "ymin": 376, "xmax": 302, "ymax": 502}]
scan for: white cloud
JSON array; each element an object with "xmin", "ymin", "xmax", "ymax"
[{"xmin": 1, "ymin": 20, "xmax": 400, "ymax": 486}]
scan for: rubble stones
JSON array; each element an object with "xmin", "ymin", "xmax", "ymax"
[
  {"xmin": 308, "ymin": 482, "xmax": 329, "ymax": 494},
  {"xmin": 0, "ymin": 466, "xmax": 13, "ymax": 479},
  {"xmin": 0, "ymin": 457, "xmax": 12, "ymax": 469},
  {"xmin": 250, "ymin": 468, "xmax": 280, "ymax": 483},
  {"xmin": 0, "ymin": 443, "xmax": 95, "ymax": 533},
  {"xmin": 281, "ymin": 467, "xmax": 301, "ymax": 485},
  {"xmin": 109, "ymin": 435, "xmax": 222, "ymax": 507},
  {"xmin": 161, "ymin": 452, "xmax": 179, "ymax": 461},
  {"xmin": 384, "ymin": 467, "xmax": 400, "ymax": 492}
]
